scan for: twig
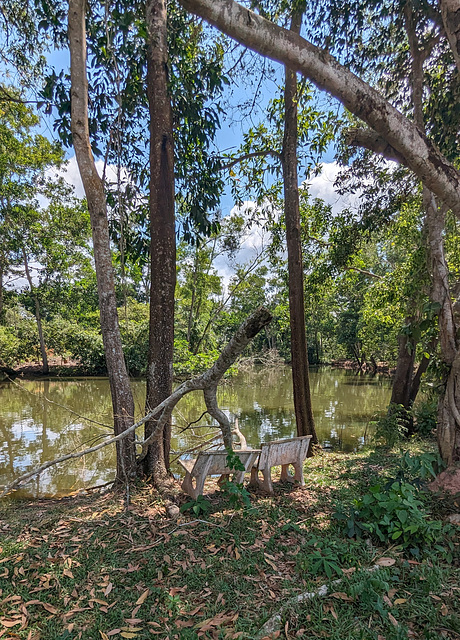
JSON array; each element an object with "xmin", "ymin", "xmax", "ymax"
[
  {"xmin": 169, "ymin": 433, "xmax": 222, "ymax": 464},
  {"xmin": 177, "ymin": 410, "xmax": 210, "ymax": 433}
]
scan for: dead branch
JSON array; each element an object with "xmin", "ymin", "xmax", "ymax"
[
  {"xmin": 255, "ymin": 564, "xmax": 381, "ymax": 639},
  {"xmin": 1, "ymin": 307, "xmax": 272, "ymax": 498}
]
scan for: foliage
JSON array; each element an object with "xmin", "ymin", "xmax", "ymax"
[
  {"xmin": 334, "ymin": 451, "xmax": 449, "ymax": 554},
  {"xmin": 413, "ymin": 397, "xmax": 438, "ymax": 437},
  {"xmin": 179, "ymin": 494, "xmax": 212, "ymax": 516},
  {"xmin": 298, "ymin": 545, "xmax": 343, "ymax": 578},
  {"xmin": 0, "ymin": 326, "xmax": 19, "ymax": 366},
  {"xmin": 373, "ymin": 404, "xmax": 410, "ymax": 447},
  {"xmin": 218, "ymin": 449, "xmax": 252, "ymax": 509}
]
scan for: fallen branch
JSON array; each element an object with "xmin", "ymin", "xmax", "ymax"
[
  {"xmin": 255, "ymin": 564, "xmax": 381, "ymax": 639},
  {"xmin": 1, "ymin": 307, "xmax": 272, "ymax": 498}
]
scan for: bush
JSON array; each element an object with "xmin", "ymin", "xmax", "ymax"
[
  {"xmin": 3, "ymin": 306, "xmax": 38, "ymax": 363},
  {"xmin": 334, "ymin": 452, "xmax": 450, "ymax": 554},
  {"xmin": 0, "ymin": 326, "xmax": 19, "ymax": 366},
  {"xmin": 373, "ymin": 403, "xmax": 409, "ymax": 446},
  {"xmin": 413, "ymin": 397, "xmax": 438, "ymax": 436}
]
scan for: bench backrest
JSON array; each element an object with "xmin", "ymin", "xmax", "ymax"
[
  {"xmin": 194, "ymin": 450, "xmax": 260, "ymax": 476},
  {"xmin": 258, "ymin": 436, "xmax": 312, "ymax": 470}
]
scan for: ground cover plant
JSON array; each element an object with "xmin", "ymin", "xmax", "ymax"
[{"xmin": 0, "ymin": 441, "xmax": 458, "ymax": 640}]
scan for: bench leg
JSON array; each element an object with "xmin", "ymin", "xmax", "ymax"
[
  {"xmin": 281, "ymin": 464, "xmax": 294, "ymax": 482},
  {"xmin": 182, "ymin": 473, "xmax": 200, "ymax": 500},
  {"xmin": 260, "ymin": 468, "xmax": 274, "ymax": 495},
  {"xmin": 293, "ymin": 462, "xmax": 305, "ymax": 486},
  {"xmin": 249, "ymin": 467, "xmax": 259, "ymax": 488}
]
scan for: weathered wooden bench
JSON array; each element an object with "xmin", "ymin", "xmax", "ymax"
[
  {"xmin": 178, "ymin": 449, "xmax": 261, "ymax": 499},
  {"xmin": 250, "ymin": 435, "xmax": 312, "ymax": 495}
]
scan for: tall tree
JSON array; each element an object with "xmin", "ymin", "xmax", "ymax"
[
  {"xmin": 144, "ymin": 0, "xmax": 176, "ymax": 481},
  {"xmin": 282, "ymin": 6, "xmax": 317, "ymax": 442},
  {"xmin": 68, "ymin": 0, "xmax": 137, "ymax": 482}
]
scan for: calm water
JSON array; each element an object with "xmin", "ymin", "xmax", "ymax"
[{"xmin": 0, "ymin": 367, "xmax": 391, "ymax": 498}]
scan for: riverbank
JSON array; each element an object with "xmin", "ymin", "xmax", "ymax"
[{"xmin": 1, "ymin": 441, "xmax": 458, "ymax": 639}]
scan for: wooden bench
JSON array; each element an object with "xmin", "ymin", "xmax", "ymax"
[
  {"xmin": 178, "ymin": 449, "xmax": 261, "ymax": 499},
  {"xmin": 250, "ymin": 435, "xmax": 312, "ymax": 495}
]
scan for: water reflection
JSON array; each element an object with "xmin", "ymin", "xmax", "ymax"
[{"xmin": 0, "ymin": 368, "xmax": 391, "ymax": 498}]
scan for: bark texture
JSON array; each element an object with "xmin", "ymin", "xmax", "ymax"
[
  {"xmin": 68, "ymin": 0, "xmax": 136, "ymax": 481},
  {"xmin": 440, "ymin": 0, "xmax": 460, "ymax": 73},
  {"xmin": 178, "ymin": 0, "xmax": 460, "ymax": 218},
  {"xmin": 424, "ymin": 191, "xmax": 460, "ymax": 463},
  {"xmin": 389, "ymin": 332, "xmax": 416, "ymax": 409},
  {"xmin": 282, "ymin": 9, "xmax": 317, "ymax": 443},
  {"xmin": 144, "ymin": 0, "xmax": 176, "ymax": 482}
]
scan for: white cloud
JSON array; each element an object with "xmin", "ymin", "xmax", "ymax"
[
  {"xmin": 48, "ymin": 155, "xmax": 127, "ymax": 200},
  {"xmin": 303, "ymin": 161, "xmax": 360, "ymax": 215}
]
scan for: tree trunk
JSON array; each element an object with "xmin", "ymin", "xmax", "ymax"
[
  {"xmin": 390, "ymin": 330, "xmax": 416, "ymax": 409},
  {"xmin": 22, "ymin": 246, "xmax": 48, "ymax": 375},
  {"xmin": 281, "ymin": 10, "xmax": 317, "ymax": 444},
  {"xmin": 0, "ymin": 259, "xmax": 4, "ymax": 320},
  {"xmin": 439, "ymin": 0, "xmax": 460, "ymax": 73},
  {"xmin": 425, "ymin": 190, "xmax": 460, "ymax": 463},
  {"xmin": 68, "ymin": 0, "xmax": 136, "ymax": 482},
  {"xmin": 179, "ymin": 0, "xmax": 460, "ymax": 218},
  {"xmin": 144, "ymin": 0, "xmax": 176, "ymax": 482}
]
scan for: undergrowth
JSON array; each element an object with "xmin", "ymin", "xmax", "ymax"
[{"xmin": 0, "ymin": 441, "xmax": 458, "ymax": 640}]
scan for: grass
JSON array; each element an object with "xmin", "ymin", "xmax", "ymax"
[{"xmin": 0, "ymin": 440, "xmax": 458, "ymax": 640}]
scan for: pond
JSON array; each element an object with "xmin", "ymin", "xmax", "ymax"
[{"xmin": 0, "ymin": 367, "xmax": 391, "ymax": 498}]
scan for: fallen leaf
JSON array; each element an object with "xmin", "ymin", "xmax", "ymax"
[
  {"xmin": 330, "ymin": 592, "xmax": 353, "ymax": 602},
  {"xmin": 376, "ymin": 557, "xmax": 396, "ymax": 567},
  {"xmin": 394, "ymin": 599, "xmax": 407, "ymax": 605},
  {"xmin": 0, "ymin": 618, "xmax": 22, "ymax": 628},
  {"xmin": 388, "ymin": 613, "xmax": 398, "ymax": 627},
  {"xmin": 441, "ymin": 604, "xmax": 448, "ymax": 616},
  {"xmin": 135, "ymin": 589, "xmax": 149, "ymax": 606},
  {"xmin": 104, "ymin": 583, "xmax": 113, "ymax": 597},
  {"xmin": 99, "ymin": 632, "xmax": 109, "ymax": 640}
]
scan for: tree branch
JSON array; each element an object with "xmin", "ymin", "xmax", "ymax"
[
  {"xmin": 1, "ymin": 307, "xmax": 272, "ymax": 498},
  {"xmin": 343, "ymin": 266, "xmax": 383, "ymax": 280},
  {"xmin": 220, "ymin": 149, "xmax": 281, "ymax": 170},
  {"xmin": 178, "ymin": 0, "xmax": 460, "ymax": 217},
  {"xmin": 345, "ymin": 127, "xmax": 408, "ymax": 166}
]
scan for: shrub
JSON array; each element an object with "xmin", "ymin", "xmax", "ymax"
[
  {"xmin": 0, "ymin": 326, "xmax": 19, "ymax": 366},
  {"xmin": 334, "ymin": 452, "xmax": 449, "ymax": 554},
  {"xmin": 413, "ymin": 397, "xmax": 438, "ymax": 436},
  {"xmin": 373, "ymin": 403, "xmax": 409, "ymax": 446}
]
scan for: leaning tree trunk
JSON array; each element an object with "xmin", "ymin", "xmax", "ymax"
[
  {"xmin": 439, "ymin": 0, "xmax": 460, "ymax": 74},
  {"xmin": 425, "ymin": 191, "xmax": 460, "ymax": 463},
  {"xmin": 179, "ymin": 0, "xmax": 460, "ymax": 219},
  {"xmin": 144, "ymin": 0, "xmax": 176, "ymax": 482},
  {"xmin": 68, "ymin": 0, "xmax": 136, "ymax": 482},
  {"xmin": 281, "ymin": 9, "xmax": 317, "ymax": 444}
]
